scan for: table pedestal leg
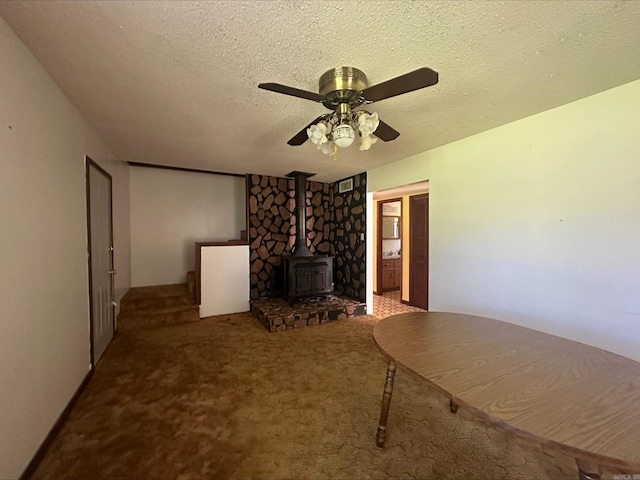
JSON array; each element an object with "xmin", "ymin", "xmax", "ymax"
[
  {"xmin": 576, "ymin": 459, "xmax": 601, "ymax": 480},
  {"xmin": 376, "ymin": 360, "xmax": 397, "ymax": 447}
]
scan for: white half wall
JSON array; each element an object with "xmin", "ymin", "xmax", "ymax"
[
  {"xmin": 200, "ymin": 245, "xmax": 250, "ymax": 317},
  {"xmin": 368, "ymin": 79, "xmax": 640, "ymax": 362},
  {"xmin": 0, "ymin": 17, "xmax": 130, "ymax": 479},
  {"xmin": 130, "ymin": 167, "xmax": 246, "ymax": 287}
]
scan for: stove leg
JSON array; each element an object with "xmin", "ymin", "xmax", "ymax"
[{"xmin": 376, "ymin": 360, "xmax": 397, "ymax": 447}]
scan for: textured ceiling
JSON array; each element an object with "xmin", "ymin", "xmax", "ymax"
[{"xmin": 2, "ymin": 1, "xmax": 639, "ymax": 182}]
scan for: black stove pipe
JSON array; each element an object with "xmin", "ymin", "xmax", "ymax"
[{"xmin": 286, "ymin": 171, "xmax": 314, "ymax": 257}]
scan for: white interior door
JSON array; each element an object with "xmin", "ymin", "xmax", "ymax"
[{"xmin": 88, "ymin": 159, "xmax": 114, "ymax": 365}]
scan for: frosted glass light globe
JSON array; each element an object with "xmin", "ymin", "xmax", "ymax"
[
  {"xmin": 359, "ymin": 134, "xmax": 378, "ymax": 151},
  {"xmin": 333, "ymin": 123, "xmax": 355, "ymax": 148},
  {"xmin": 306, "ymin": 122, "xmax": 329, "ymax": 146},
  {"xmin": 357, "ymin": 112, "xmax": 380, "ymax": 136}
]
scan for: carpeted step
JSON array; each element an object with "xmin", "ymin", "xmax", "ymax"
[
  {"xmin": 117, "ymin": 283, "xmax": 200, "ymax": 332},
  {"xmin": 119, "ymin": 283, "xmax": 194, "ymax": 312},
  {"xmin": 117, "ymin": 304, "xmax": 200, "ymax": 333},
  {"xmin": 120, "ymin": 294, "xmax": 194, "ymax": 312},
  {"xmin": 186, "ymin": 271, "xmax": 196, "ymax": 303}
]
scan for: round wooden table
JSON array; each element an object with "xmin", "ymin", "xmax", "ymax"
[{"xmin": 373, "ymin": 312, "xmax": 640, "ymax": 480}]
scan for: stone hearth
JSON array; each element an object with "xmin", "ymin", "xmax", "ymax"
[{"xmin": 250, "ymin": 295, "xmax": 366, "ymax": 332}]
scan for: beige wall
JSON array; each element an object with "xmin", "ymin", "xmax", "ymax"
[
  {"xmin": 0, "ymin": 17, "xmax": 130, "ymax": 478},
  {"xmin": 368, "ymin": 79, "xmax": 640, "ymax": 361},
  {"xmin": 129, "ymin": 167, "xmax": 246, "ymax": 287}
]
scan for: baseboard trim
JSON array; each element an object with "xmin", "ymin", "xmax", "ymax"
[
  {"xmin": 400, "ymin": 298, "xmax": 429, "ymax": 310},
  {"xmin": 19, "ymin": 369, "xmax": 93, "ymax": 480}
]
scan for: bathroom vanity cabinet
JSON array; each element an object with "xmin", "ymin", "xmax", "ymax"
[{"xmin": 381, "ymin": 258, "xmax": 401, "ymax": 291}]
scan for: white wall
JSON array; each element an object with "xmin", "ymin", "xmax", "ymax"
[
  {"xmin": 368, "ymin": 79, "xmax": 640, "ymax": 362},
  {"xmin": 130, "ymin": 167, "xmax": 246, "ymax": 287},
  {"xmin": 0, "ymin": 17, "xmax": 130, "ymax": 479}
]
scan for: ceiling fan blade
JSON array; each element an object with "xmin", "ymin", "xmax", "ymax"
[
  {"xmin": 373, "ymin": 119, "xmax": 400, "ymax": 142},
  {"xmin": 360, "ymin": 67, "xmax": 439, "ymax": 103},
  {"xmin": 287, "ymin": 115, "xmax": 327, "ymax": 146},
  {"xmin": 258, "ymin": 83, "xmax": 325, "ymax": 102}
]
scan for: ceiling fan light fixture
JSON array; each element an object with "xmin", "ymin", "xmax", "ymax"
[
  {"xmin": 357, "ymin": 111, "xmax": 380, "ymax": 136},
  {"xmin": 307, "ymin": 121, "xmax": 330, "ymax": 146},
  {"xmin": 333, "ymin": 122, "xmax": 355, "ymax": 148},
  {"xmin": 359, "ymin": 134, "xmax": 378, "ymax": 151},
  {"xmin": 317, "ymin": 140, "xmax": 334, "ymax": 155},
  {"xmin": 259, "ymin": 66, "xmax": 438, "ymax": 152}
]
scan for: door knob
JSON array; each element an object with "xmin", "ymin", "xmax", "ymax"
[{"xmin": 109, "ymin": 270, "xmax": 117, "ymax": 275}]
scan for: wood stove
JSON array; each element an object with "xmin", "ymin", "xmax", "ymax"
[
  {"xmin": 283, "ymin": 171, "xmax": 334, "ymax": 303},
  {"xmin": 282, "ymin": 255, "xmax": 333, "ymax": 302}
]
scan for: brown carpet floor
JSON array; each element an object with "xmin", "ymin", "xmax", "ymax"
[{"xmin": 32, "ymin": 312, "xmax": 591, "ymax": 480}]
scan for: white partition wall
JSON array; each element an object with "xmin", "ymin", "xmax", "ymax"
[{"xmin": 200, "ymin": 245, "xmax": 250, "ymax": 317}]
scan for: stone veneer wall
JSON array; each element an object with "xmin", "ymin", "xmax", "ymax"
[
  {"xmin": 247, "ymin": 172, "xmax": 366, "ymax": 302},
  {"xmin": 247, "ymin": 175, "xmax": 331, "ymax": 300},
  {"xmin": 330, "ymin": 172, "xmax": 367, "ymax": 301}
]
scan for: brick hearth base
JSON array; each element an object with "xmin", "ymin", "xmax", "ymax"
[{"xmin": 250, "ymin": 295, "xmax": 367, "ymax": 332}]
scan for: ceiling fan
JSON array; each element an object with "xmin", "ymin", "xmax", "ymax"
[{"xmin": 258, "ymin": 66, "xmax": 439, "ymax": 154}]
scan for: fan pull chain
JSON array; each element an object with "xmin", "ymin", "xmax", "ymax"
[{"xmin": 333, "ymin": 143, "xmax": 338, "ymax": 161}]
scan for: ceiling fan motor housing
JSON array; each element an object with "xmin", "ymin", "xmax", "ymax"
[{"xmin": 319, "ymin": 67, "xmax": 368, "ymax": 109}]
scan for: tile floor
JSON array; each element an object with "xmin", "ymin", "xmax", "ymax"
[{"xmin": 372, "ymin": 290, "xmax": 427, "ymax": 318}]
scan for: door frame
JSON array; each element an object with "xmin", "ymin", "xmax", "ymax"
[
  {"xmin": 376, "ymin": 197, "xmax": 402, "ymax": 295},
  {"xmin": 85, "ymin": 156, "xmax": 116, "ymax": 368}
]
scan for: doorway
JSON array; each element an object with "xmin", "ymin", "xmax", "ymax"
[
  {"xmin": 409, "ymin": 194, "xmax": 429, "ymax": 310},
  {"xmin": 86, "ymin": 157, "xmax": 115, "ymax": 366},
  {"xmin": 370, "ymin": 181, "xmax": 429, "ymax": 315},
  {"xmin": 376, "ymin": 198, "xmax": 402, "ymax": 295}
]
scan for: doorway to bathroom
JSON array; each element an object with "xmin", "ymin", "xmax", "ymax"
[
  {"xmin": 372, "ymin": 181, "xmax": 429, "ymax": 311},
  {"xmin": 376, "ymin": 198, "xmax": 402, "ymax": 295}
]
